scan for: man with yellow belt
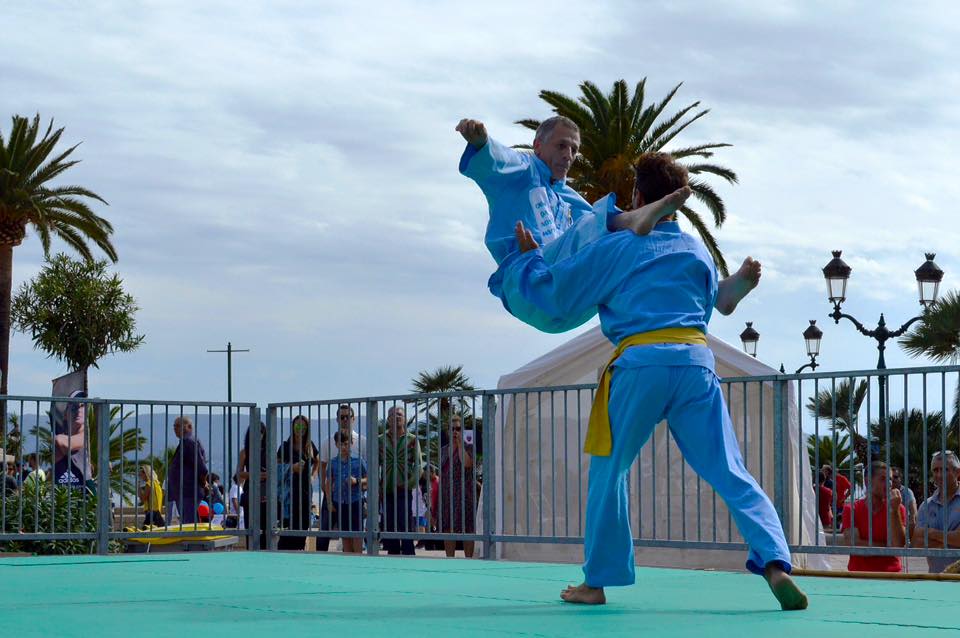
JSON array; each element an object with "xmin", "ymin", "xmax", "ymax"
[{"xmin": 497, "ymin": 152, "xmax": 807, "ymax": 611}]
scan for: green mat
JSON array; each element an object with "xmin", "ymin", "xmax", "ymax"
[{"xmin": 1, "ymin": 552, "xmax": 957, "ymax": 637}]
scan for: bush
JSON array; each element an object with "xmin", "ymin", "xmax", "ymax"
[{"xmin": 0, "ymin": 480, "xmax": 120, "ymax": 554}]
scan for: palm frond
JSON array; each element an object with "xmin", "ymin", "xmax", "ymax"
[
  {"xmin": 638, "ymin": 102, "xmax": 701, "ymax": 153},
  {"xmin": 678, "ymin": 205, "xmax": 729, "ymax": 277},
  {"xmin": 687, "ymin": 179, "xmax": 727, "ymax": 228},
  {"xmin": 899, "ymin": 290, "xmax": 960, "ymax": 362},
  {"xmin": 685, "ymin": 163, "xmax": 738, "ymax": 185}
]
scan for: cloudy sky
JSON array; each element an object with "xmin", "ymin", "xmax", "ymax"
[{"xmin": 2, "ymin": 1, "xmax": 958, "ymax": 406}]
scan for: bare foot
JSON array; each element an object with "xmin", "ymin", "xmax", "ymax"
[
  {"xmin": 764, "ymin": 565, "xmax": 808, "ymax": 611},
  {"xmin": 618, "ymin": 186, "xmax": 692, "ymax": 236},
  {"xmin": 560, "ymin": 583, "xmax": 606, "ymax": 604}
]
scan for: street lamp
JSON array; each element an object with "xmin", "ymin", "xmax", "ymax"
[
  {"xmin": 793, "ymin": 320, "xmax": 823, "ymax": 373},
  {"xmin": 822, "ymin": 251, "xmax": 943, "ymax": 370},
  {"xmin": 740, "ymin": 321, "xmax": 759, "ymax": 358},
  {"xmin": 820, "ymin": 250, "xmax": 944, "ymax": 434}
]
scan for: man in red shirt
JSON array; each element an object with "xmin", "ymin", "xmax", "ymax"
[
  {"xmin": 841, "ymin": 461, "xmax": 906, "ymax": 572},
  {"xmin": 817, "ymin": 471, "xmax": 834, "ymax": 528},
  {"xmin": 822, "ymin": 464, "xmax": 851, "ymax": 517}
]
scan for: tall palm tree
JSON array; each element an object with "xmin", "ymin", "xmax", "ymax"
[
  {"xmin": 0, "ymin": 114, "xmax": 116, "ymax": 396},
  {"xmin": 517, "ymin": 79, "xmax": 736, "ymax": 275},
  {"xmin": 807, "ymin": 379, "xmax": 870, "ymax": 465},
  {"xmin": 899, "ymin": 290, "xmax": 960, "ymax": 428}
]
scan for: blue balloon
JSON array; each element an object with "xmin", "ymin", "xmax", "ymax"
[{"xmin": 213, "ymin": 502, "xmax": 225, "ymax": 515}]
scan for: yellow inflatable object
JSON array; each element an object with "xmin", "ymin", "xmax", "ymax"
[{"xmin": 125, "ymin": 522, "xmax": 233, "ymax": 545}]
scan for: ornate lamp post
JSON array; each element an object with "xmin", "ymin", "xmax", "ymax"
[
  {"xmin": 794, "ymin": 320, "xmax": 824, "ymax": 373},
  {"xmin": 821, "ymin": 251, "xmax": 944, "ymax": 431},
  {"xmin": 739, "ymin": 321, "xmax": 759, "ymax": 358}
]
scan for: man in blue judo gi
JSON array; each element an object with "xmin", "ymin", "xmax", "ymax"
[
  {"xmin": 457, "ymin": 116, "xmax": 689, "ymax": 333},
  {"xmin": 500, "ymin": 152, "xmax": 808, "ymax": 611}
]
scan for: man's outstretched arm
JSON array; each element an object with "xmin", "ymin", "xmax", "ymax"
[{"xmin": 715, "ymin": 257, "xmax": 762, "ymax": 316}]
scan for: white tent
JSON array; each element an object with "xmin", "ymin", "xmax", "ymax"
[{"xmin": 489, "ymin": 326, "xmax": 828, "ymax": 571}]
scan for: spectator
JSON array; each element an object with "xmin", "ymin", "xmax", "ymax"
[
  {"xmin": 138, "ymin": 465, "xmax": 165, "ymax": 528},
  {"xmin": 890, "ymin": 466, "xmax": 917, "ymax": 531},
  {"xmin": 817, "ymin": 471, "xmax": 834, "ymax": 529},
  {"xmin": 841, "ymin": 461, "xmax": 906, "ymax": 572},
  {"xmin": 206, "ymin": 473, "xmax": 225, "ymax": 510},
  {"xmin": 166, "ymin": 416, "xmax": 209, "ymax": 525},
  {"xmin": 911, "ymin": 450, "xmax": 960, "ymax": 573},
  {"xmin": 277, "ymin": 415, "xmax": 319, "ymax": 550},
  {"xmin": 822, "ymin": 464, "xmax": 851, "ymax": 518},
  {"xmin": 238, "ymin": 422, "xmax": 268, "ymax": 549},
  {"xmin": 226, "ymin": 473, "xmax": 243, "ymax": 529},
  {"xmin": 413, "ymin": 476, "xmax": 429, "ymax": 549},
  {"xmin": 316, "ymin": 404, "xmax": 367, "ymax": 552},
  {"xmin": 380, "ymin": 405, "xmax": 422, "ymax": 555},
  {"xmin": 324, "ymin": 430, "xmax": 368, "ymax": 553},
  {"xmin": 438, "ymin": 415, "xmax": 477, "ymax": 558},
  {"xmin": 20, "ymin": 453, "xmax": 46, "ymax": 489},
  {"xmin": 3, "ymin": 449, "xmax": 18, "ymax": 496}
]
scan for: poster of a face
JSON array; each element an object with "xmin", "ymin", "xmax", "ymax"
[{"xmin": 51, "ymin": 371, "xmax": 91, "ymax": 488}]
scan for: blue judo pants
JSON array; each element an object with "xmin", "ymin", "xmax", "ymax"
[{"xmin": 583, "ymin": 364, "xmax": 792, "ymax": 587}]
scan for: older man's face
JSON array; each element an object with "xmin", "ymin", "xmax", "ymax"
[
  {"xmin": 534, "ymin": 125, "xmax": 580, "ymax": 181},
  {"xmin": 932, "ymin": 458, "xmax": 959, "ymax": 488},
  {"xmin": 388, "ymin": 408, "xmax": 405, "ymax": 430}
]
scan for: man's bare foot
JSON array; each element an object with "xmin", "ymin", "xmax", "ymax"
[
  {"xmin": 617, "ymin": 186, "xmax": 692, "ymax": 236},
  {"xmin": 560, "ymin": 583, "xmax": 606, "ymax": 604},
  {"xmin": 764, "ymin": 565, "xmax": 808, "ymax": 611}
]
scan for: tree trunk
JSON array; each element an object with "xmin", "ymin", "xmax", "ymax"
[{"xmin": 0, "ymin": 244, "xmax": 13, "ymax": 400}]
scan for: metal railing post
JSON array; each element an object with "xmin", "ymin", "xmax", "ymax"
[
  {"xmin": 365, "ymin": 400, "xmax": 380, "ymax": 556},
  {"xmin": 482, "ymin": 393, "xmax": 498, "ymax": 560},
  {"xmin": 772, "ymin": 378, "xmax": 789, "ymax": 536},
  {"xmin": 95, "ymin": 400, "xmax": 111, "ymax": 555},
  {"xmin": 247, "ymin": 407, "xmax": 261, "ymax": 550},
  {"xmin": 265, "ymin": 405, "xmax": 278, "ymax": 550}
]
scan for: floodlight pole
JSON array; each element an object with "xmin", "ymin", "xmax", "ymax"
[{"xmin": 207, "ymin": 342, "xmax": 250, "ymax": 479}]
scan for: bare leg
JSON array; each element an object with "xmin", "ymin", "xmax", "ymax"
[
  {"xmin": 463, "ymin": 541, "xmax": 475, "ymax": 558},
  {"xmin": 764, "ymin": 564, "xmax": 808, "ymax": 611},
  {"xmin": 560, "ymin": 583, "xmax": 606, "ymax": 604},
  {"xmin": 444, "ymin": 540, "xmax": 457, "ymax": 557},
  {"xmin": 611, "ymin": 186, "xmax": 692, "ymax": 236}
]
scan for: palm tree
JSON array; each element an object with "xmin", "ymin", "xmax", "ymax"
[
  {"xmin": 29, "ymin": 405, "xmax": 145, "ymax": 504},
  {"xmin": 410, "ymin": 365, "xmax": 480, "ymax": 467},
  {"xmin": 410, "ymin": 364, "xmax": 477, "ymax": 421},
  {"xmin": 0, "ymin": 114, "xmax": 116, "ymax": 396},
  {"xmin": 517, "ymin": 79, "xmax": 737, "ymax": 275},
  {"xmin": 899, "ymin": 290, "xmax": 960, "ymax": 428},
  {"xmin": 807, "ymin": 379, "xmax": 870, "ymax": 465},
  {"xmin": 807, "ymin": 432, "xmax": 853, "ymax": 477}
]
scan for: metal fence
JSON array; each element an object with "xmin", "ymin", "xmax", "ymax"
[
  {"xmin": 1, "ymin": 395, "xmax": 257, "ymax": 553},
  {"xmin": 2, "ymin": 364, "xmax": 958, "ymax": 572}
]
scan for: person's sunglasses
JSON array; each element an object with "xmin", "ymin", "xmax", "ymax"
[{"xmin": 338, "ymin": 414, "xmax": 352, "ymax": 421}]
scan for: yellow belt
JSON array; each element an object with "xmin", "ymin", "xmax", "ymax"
[{"xmin": 585, "ymin": 328, "xmax": 707, "ymax": 456}]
